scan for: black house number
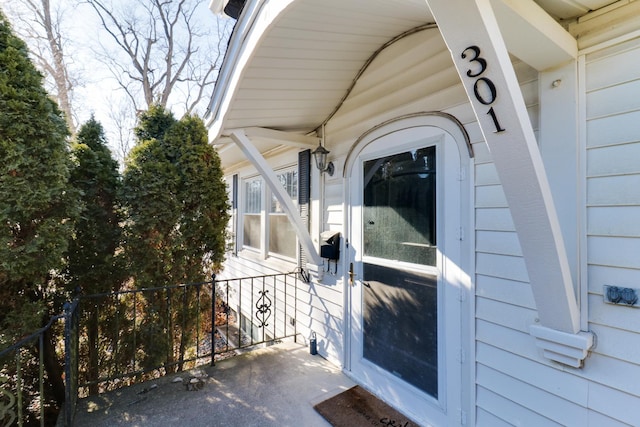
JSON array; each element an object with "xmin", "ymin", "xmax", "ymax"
[{"xmin": 461, "ymin": 45, "xmax": 505, "ymax": 133}]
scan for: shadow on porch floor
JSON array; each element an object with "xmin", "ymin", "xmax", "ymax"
[{"xmin": 72, "ymin": 341, "xmax": 355, "ymax": 426}]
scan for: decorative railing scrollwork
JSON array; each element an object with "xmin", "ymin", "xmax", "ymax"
[
  {"xmin": 0, "ymin": 375, "xmax": 17, "ymax": 427},
  {"xmin": 255, "ymin": 290, "xmax": 272, "ymax": 328}
]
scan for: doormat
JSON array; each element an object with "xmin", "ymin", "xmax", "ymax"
[{"xmin": 314, "ymin": 386, "xmax": 419, "ymax": 427}]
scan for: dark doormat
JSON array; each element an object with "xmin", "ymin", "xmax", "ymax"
[{"xmin": 314, "ymin": 386, "xmax": 419, "ymax": 427}]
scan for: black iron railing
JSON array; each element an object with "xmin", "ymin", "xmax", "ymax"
[
  {"xmin": 0, "ymin": 311, "xmax": 69, "ymax": 427},
  {"xmin": 66, "ymin": 270, "xmax": 301, "ymax": 403},
  {"xmin": 212, "ymin": 272, "xmax": 300, "ymax": 361},
  {"xmin": 67, "ymin": 278, "xmax": 217, "ymax": 396},
  {"xmin": 1, "ymin": 271, "xmax": 303, "ymax": 426}
]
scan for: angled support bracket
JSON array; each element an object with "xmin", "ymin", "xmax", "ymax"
[
  {"xmin": 427, "ymin": 0, "xmax": 592, "ymax": 366},
  {"xmin": 229, "ymin": 129, "xmax": 324, "ymax": 267},
  {"xmin": 530, "ymin": 325, "xmax": 594, "ymax": 368}
]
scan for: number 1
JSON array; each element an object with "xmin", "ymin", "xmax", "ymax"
[{"xmin": 487, "ymin": 107, "xmax": 505, "ymax": 133}]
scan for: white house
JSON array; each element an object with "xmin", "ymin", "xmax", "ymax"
[{"xmin": 205, "ymin": 0, "xmax": 640, "ymax": 425}]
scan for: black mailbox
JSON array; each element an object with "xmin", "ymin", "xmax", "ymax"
[
  {"xmin": 320, "ymin": 231, "xmax": 340, "ymax": 261},
  {"xmin": 320, "ymin": 231, "xmax": 340, "ymax": 274}
]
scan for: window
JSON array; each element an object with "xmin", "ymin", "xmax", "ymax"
[
  {"xmin": 241, "ymin": 167, "xmax": 299, "ymax": 260},
  {"xmin": 269, "ymin": 169, "xmax": 298, "ymax": 259},
  {"xmin": 243, "ymin": 177, "xmax": 262, "ymax": 249}
]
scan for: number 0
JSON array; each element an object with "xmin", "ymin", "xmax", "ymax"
[{"xmin": 473, "ymin": 77, "xmax": 497, "ymax": 105}]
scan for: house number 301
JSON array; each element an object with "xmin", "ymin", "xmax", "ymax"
[{"xmin": 461, "ymin": 45, "xmax": 505, "ymax": 133}]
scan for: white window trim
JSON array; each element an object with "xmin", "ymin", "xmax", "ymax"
[{"xmin": 239, "ymin": 165, "xmax": 300, "ymax": 265}]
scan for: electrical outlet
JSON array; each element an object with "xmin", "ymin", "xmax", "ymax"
[{"xmin": 603, "ymin": 285, "xmax": 639, "ymax": 308}]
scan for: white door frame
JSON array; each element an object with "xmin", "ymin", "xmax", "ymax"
[{"xmin": 342, "ymin": 113, "xmax": 474, "ymax": 426}]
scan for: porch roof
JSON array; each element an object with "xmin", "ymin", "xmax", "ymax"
[
  {"xmin": 205, "ymin": 0, "xmax": 617, "ymax": 168},
  {"xmin": 204, "ymin": 0, "xmax": 611, "ymax": 366}
]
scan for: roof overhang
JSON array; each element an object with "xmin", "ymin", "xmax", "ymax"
[
  {"xmin": 205, "ymin": 0, "xmax": 620, "ymax": 151},
  {"xmin": 205, "ymin": 0, "xmax": 618, "ymax": 367},
  {"xmin": 215, "ymin": 127, "xmax": 319, "ymax": 173}
]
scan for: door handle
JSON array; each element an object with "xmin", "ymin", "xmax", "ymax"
[{"xmin": 349, "ymin": 262, "xmax": 357, "ymax": 286}]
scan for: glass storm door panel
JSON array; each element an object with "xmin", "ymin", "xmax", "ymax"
[
  {"xmin": 362, "ymin": 263, "xmax": 438, "ymax": 397},
  {"xmin": 362, "ymin": 146, "xmax": 439, "ymax": 397},
  {"xmin": 363, "ymin": 146, "xmax": 437, "ymax": 265}
]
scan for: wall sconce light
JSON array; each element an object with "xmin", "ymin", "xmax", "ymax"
[{"xmin": 312, "ymin": 143, "xmax": 334, "ymax": 176}]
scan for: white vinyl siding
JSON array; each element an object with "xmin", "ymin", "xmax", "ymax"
[
  {"xmin": 582, "ymin": 35, "xmax": 640, "ymax": 426},
  {"xmin": 473, "ymin": 53, "xmax": 569, "ymax": 426},
  {"xmin": 477, "ymin": 34, "xmax": 640, "ymax": 427}
]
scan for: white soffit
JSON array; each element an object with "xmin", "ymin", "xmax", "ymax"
[
  {"xmin": 230, "ymin": 127, "xmax": 320, "ymax": 149},
  {"xmin": 491, "ymin": 0, "xmax": 577, "ymax": 70},
  {"xmin": 216, "ymin": 0, "xmax": 433, "ymax": 136},
  {"xmin": 209, "ymin": 0, "xmax": 619, "ymax": 150},
  {"xmin": 213, "ymin": 137, "xmax": 288, "ymax": 169},
  {"xmin": 215, "ymin": 127, "xmax": 319, "ymax": 171},
  {"xmin": 533, "ymin": 0, "xmax": 617, "ymax": 20}
]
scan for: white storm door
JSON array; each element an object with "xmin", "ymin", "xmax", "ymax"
[{"xmin": 349, "ymin": 126, "xmax": 464, "ymax": 426}]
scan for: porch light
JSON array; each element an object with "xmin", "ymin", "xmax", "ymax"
[{"xmin": 312, "ymin": 143, "xmax": 334, "ymax": 176}]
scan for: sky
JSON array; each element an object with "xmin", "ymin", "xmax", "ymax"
[{"xmin": 1, "ymin": 0, "xmax": 234, "ymax": 162}]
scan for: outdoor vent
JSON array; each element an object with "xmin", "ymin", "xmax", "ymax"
[{"xmin": 224, "ymin": 0, "xmax": 246, "ymax": 19}]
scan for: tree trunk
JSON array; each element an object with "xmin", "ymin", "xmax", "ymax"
[
  {"xmin": 42, "ymin": 327, "xmax": 65, "ymax": 405},
  {"xmin": 40, "ymin": 0, "xmax": 76, "ymax": 134},
  {"xmin": 87, "ymin": 305, "xmax": 100, "ymax": 395}
]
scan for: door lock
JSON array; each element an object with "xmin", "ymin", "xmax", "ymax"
[{"xmin": 349, "ymin": 262, "xmax": 357, "ymax": 286}]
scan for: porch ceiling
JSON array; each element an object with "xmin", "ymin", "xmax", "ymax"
[
  {"xmin": 535, "ymin": 0, "xmax": 618, "ymax": 20},
  {"xmin": 212, "ymin": 0, "xmax": 433, "ymax": 167},
  {"xmin": 210, "ymin": 0, "xmax": 619, "ymax": 167}
]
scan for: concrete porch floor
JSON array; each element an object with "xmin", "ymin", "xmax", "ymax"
[{"xmin": 72, "ymin": 341, "xmax": 355, "ymax": 426}]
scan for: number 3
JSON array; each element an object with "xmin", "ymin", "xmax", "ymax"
[
  {"xmin": 461, "ymin": 46, "xmax": 487, "ymax": 78},
  {"xmin": 461, "ymin": 45, "xmax": 505, "ymax": 133}
]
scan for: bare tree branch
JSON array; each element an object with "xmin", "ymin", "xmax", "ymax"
[
  {"xmin": 105, "ymin": 96, "xmax": 136, "ymax": 165},
  {"xmin": 6, "ymin": 0, "xmax": 79, "ymax": 134},
  {"xmin": 85, "ymin": 0, "xmax": 231, "ymax": 117}
]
